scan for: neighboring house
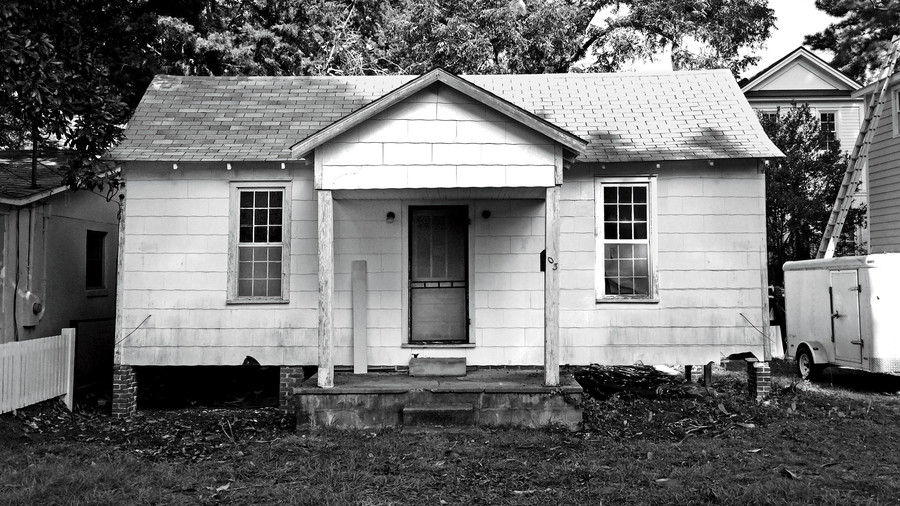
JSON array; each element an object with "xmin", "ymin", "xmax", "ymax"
[
  {"xmin": 852, "ymin": 67, "xmax": 900, "ymax": 253},
  {"xmin": 741, "ymin": 47, "xmax": 868, "ymax": 250},
  {"xmin": 109, "ymin": 69, "xmax": 782, "ymax": 415},
  {"xmin": 0, "ymin": 151, "xmax": 120, "ymax": 388}
]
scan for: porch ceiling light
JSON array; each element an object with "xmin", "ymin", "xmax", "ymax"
[
  {"xmin": 481, "ymin": 210, "xmax": 491, "ymax": 219},
  {"xmin": 386, "ymin": 211, "xmax": 396, "ymax": 223}
]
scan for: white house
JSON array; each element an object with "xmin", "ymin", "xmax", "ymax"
[
  {"xmin": 109, "ymin": 69, "xmax": 782, "ymax": 417},
  {"xmin": 0, "ymin": 151, "xmax": 120, "ymax": 389}
]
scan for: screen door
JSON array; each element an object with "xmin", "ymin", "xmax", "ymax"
[{"xmin": 409, "ymin": 206, "xmax": 469, "ymax": 343}]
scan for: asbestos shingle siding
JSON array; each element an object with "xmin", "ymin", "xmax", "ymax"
[{"xmin": 113, "ymin": 70, "xmax": 781, "ymax": 163}]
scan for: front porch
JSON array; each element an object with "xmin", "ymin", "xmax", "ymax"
[{"xmin": 293, "ymin": 369, "xmax": 583, "ymax": 430}]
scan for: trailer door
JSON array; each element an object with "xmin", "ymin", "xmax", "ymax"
[{"xmin": 830, "ymin": 270, "xmax": 863, "ymax": 365}]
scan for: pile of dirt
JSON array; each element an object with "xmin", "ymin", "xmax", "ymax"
[{"xmin": 1, "ymin": 399, "xmax": 294, "ymax": 463}]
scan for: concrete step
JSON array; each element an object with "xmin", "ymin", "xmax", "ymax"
[
  {"xmin": 402, "ymin": 403, "xmax": 475, "ymax": 426},
  {"xmin": 408, "ymin": 357, "xmax": 466, "ymax": 377}
]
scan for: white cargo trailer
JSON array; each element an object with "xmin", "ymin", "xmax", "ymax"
[{"xmin": 783, "ymin": 254, "xmax": 900, "ymax": 379}]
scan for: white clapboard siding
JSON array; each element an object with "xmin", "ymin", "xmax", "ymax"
[{"xmin": 0, "ymin": 329, "xmax": 76, "ymax": 413}]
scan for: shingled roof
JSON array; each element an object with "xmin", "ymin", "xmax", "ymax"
[{"xmin": 112, "ymin": 69, "xmax": 781, "ymax": 163}]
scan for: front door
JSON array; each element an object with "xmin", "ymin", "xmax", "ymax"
[
  {"xmin": 409, "ymin": 206, "xmax": 468, "ymax": 343},
  {"xmin": 830, "ymin": 269, "xmax": 863, "ymax": 365}
]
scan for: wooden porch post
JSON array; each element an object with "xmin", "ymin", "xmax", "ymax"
[
  {"xmin": 544, "ymin": 186, "xmax": 561, "ymax": 386},
  {"xmin": 317, "ymin": 190, "xmax": 335, "ymax": 388}
]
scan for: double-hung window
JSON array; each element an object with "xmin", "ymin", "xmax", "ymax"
[
  {"xmin": 228, "ymin": 183, "xmax": 291, "ymax": 303},
  {"xmin": 595, "ymin": 177, "xmax": 657, "ymax": 302},
  {"xmin": 819, "ymin": 112, "xmax": 837, "ymax": 150}
]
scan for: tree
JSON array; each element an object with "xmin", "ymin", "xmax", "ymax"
[
  {"xmin": 760, "ymin": 105, "xmax": 859, "ymax": 286},
  {"xmin": 0, "ymin": 0, "xmax": 136, "ymax": 201},
  {"xmin": 805, "ymin": 0, "xmax": 900, "ymax": 84}
]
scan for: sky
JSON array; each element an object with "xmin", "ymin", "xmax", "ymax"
[{"xmin": 631, "ymin": 0, "xmax": 841, "ymax": 78}]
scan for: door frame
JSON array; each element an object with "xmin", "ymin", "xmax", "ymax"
[{"xmin": 400, "ymin": 202, "xmax": 475, "ymax": 346}]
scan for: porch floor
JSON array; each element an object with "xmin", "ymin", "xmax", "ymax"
[{"xmin": 292, "ymin": 369, "xmax": 583, "ymax": 430}]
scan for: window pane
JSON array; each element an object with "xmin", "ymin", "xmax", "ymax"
[
  {"xmin": 618, "ymin": 223, "xmax": 632, "ymax": 240},
  {"xmin": 240, "ymin": 192, "xmax": 253, "ymax": 207},
  {"xmin": 254, "ymin": 191, "xmax": 268, "ymax": 207},
  {"xmin": 620, "ymin": 259, "xmax": 634, "ymax": 276},
  {"xmin": 238, "ymin": 280, "xmax": 252, "ymax": 296},
  {"xmin": 618, "ymin": 186, "xmax": 632, "ymax": 203},
  {"xmin": 85, "ymin": 230, "xmax": 106, "ymax": 289},
  {"xmin": 254, "ymin": 209, "xmax": 268, "ymax": 226},
  {"xmin": 254, "ymin": 226, "xmax": 267, "ymax": 242},
  {"xmin": 238, "ymin": 261, "xmax": 252, "ymax": 278},
  {"xmin": 240, "ymin": 209, "xmax": 253, "ymax": 226},
  {"xmin": 269, "ymin": 226, "xmax": 282, "ymax": 243},
  {"xmin": 633, "ymin": 186, "xmax": 647, "ymax": 203},
  {"xmin": 633, "ymin": 204, "xmax": 647, "ymax": 221},
  {"xmin": 269, "ymin": 191, "xmax": 283, "ymax": 208},
  {"xmin": 239, "ymin": 227, "xmax": 252, "ymax": 242},
  {"xmin": 268, "ymin": 246, "xmax": 281, "ymax": 260},
  {"xmin": 270, "ymin": 208, "xmax": 283, "ymax": 226},
  {"xmin": 634, "ymin": 277, "xmax": 649, "ymax": 295},
  {"xmin": 253, "ymin": 280, "xmax": 267, "ymax": 296},
  {"xmin": 605, "ymin": 278, "xmax": 621, "ymax": 295},
  {"xmin": 618, "ymin": 205, "xmax": 632, "ymax": 221},
  {"xmin": 268, "ymin": 261, "xmax": 282, "ymax": 278},
  {"xmin": 253, "ymin": 262, "xmax": 267, "ymax": 278},
  {"xmin": 634, "ymin": 222, "xmax": 648, "ymax": 240},
  {"xmin": 239, "ymin": 247, "xmax": 252, "ymax": 261},
  {"xmin": 603, "ymin": 186, "xmax": 617, "ymax": 203},
  {"xmin": 618, "ymin": 277, "xmax": 634, "ymax": 295},
  {"xmin": 604, "ymin": 244, "xmax": 619, "ymax": 260},
  {"xmin": 604, "ymin": 223, "xmax": 618, "ymax": 240},
  {"xmin": 635, "ymin": 258, "xmax": 649, "ymax": 277},
  {"xmin": 633, "ymin": 244, "xmax": 648, "ymax": 259},
  {"xmin": 268, "ymin": 279, "xmax": 282, "ymax": 296},
  {"xmin": 604, "ymin": 204, "xmax": 617, "ymax": 221},
  {"xmin": 619, "ymin": 244, "xmax": 633, "ymax": 258}
]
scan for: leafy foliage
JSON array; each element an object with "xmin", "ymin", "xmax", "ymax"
[
  {"xmin": 806, "ymin": 0, "xmax": 900, "ymax": 84},
  {"xmin": 760, "ymin": 105, "xmax": 857, "ymax": 285}
]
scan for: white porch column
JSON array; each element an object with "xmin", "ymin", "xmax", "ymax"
[
  {"xmin": 544, "ymin": 186, "xmax": 561, "ymax": 386},
  {"xmin": 317, "ymin": 190, "xmax": 335, "ymax": 388}
]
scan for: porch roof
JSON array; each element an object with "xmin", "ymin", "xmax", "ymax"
[{"xmin": 113, "ymin": 69, "xmax": 782, "ymax": 163}]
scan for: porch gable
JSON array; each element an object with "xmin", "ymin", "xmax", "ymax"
[{"xmin": 315, "ymin": 83, "xmax": 568, "ymax": 190}]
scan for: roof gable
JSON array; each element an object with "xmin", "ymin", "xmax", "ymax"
[
  {"xmin": 290, "ymin": 68, "xmax": 587, "ymax": 158},
  {"xmin": 741, "ymin": 47, "xmax": 861, "ymax": 93}
]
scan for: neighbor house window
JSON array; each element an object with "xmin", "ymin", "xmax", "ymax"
[
  {"xmin": 595, "ymin": 178, "xmax": 657, "ymax": 301},
  {"xmin": 760, "ymin": 111, "xmax": 778, "ymax": 124},
  {"xmin": 820, "ymin": 112, "xmax": 837, "ymax": 150},
  {"xmin": 228, "ymin": 183, "xmax": 291, "ymax": 302},
  {"xmin": 85, "ymin": 230, "xmax": 106, "ymax": 290}
]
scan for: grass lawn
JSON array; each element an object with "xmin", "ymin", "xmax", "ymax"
[{"xmin": 1, "ymin": 369, "xmax": 898, "ymax": 504}]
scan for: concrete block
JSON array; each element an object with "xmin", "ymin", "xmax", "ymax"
[{"xmin": 408, "ymin": 357, "xmax": 467, "ymax": 376}]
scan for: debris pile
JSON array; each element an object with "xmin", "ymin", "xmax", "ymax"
[{"xmin": 574, "ymin": 364, "xmax": 683, "ymax": 399}]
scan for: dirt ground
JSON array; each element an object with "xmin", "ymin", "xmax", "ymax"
[{"xmin": 1, "ymin": 365, "xmax": 898, "ymax": 504}]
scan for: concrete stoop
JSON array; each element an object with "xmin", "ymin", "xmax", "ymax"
[{"xmin": 293, "ymin": 370, "xmax": 583, "ymax": 431}]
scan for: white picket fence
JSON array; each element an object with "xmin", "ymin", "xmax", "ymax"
[{"xmin": 0, "ymin": 328, "xmax": 76, "ymax": 414}]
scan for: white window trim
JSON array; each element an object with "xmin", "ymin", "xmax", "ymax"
[
  {"xmin": 893, "ymin": 88, "xmax": 900, "ymax": 138},
  {"xmin": 594, "ymin": 176, "xmax": 659, "ymax": 303},
  {"xmin": 227, "ymin": 181, "xmax": 292, "ymax": 304}
]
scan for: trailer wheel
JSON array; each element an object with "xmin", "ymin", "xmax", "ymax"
[{"xmin": 796, "ymin": 346, "xmax": 819, "ymax": 380}]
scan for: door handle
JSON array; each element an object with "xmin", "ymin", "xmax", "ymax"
[
  {"xmin": 832, "ymin": 311, "xmax": 842, "ymax": 319},
  {"xmin": 850, "ymin": 340, "xmax": 863, "ymax": 346}
]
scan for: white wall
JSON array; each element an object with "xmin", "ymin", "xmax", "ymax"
[
  {"xmin": 559, "ymin": 160, "xmax": 767, "ymax": 365},
  {"xmin": 118, "ymin": 158, "xmax": 768, "ymax": 367},
  {"xmin": 0, "ymin": 191, "xmax": 119, "ymax": 344},
  {"xmin": 119, "ymin": 161, "xmax": 318, "ymax": 365}
]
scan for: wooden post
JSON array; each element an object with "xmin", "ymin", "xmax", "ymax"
[
  {"xmin": 544, "ymin": 186, "xmax": 560, "ymax": 386},
  {"xmin": 317, "ymin": 190, "xmax": 335, "ymax": 388},
  {"xmin": 113, "ymin": 191, "xmax": 126, "ymax": 365},
  {"xmin": 61, "ymin": 328, "xmax": 75, "ymax": 411},
  {"xmin": 757, "ymin": 169, "xmax": 773, "ymax": 361},
  {"xmin": 703, "ymin": 361, "xmax": 713, "ymax": 386},
  {"xmin": 352, "ymin": 260, "xmax": 368, "ymax": 374},
  {"xmin": 684, "ymin": 364, "xmax": 693, "ymax": 383}
]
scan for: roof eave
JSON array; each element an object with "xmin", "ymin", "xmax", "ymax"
[{"xmin": 289, "ymin": 68, "xmax": 588, "ymax": 159}]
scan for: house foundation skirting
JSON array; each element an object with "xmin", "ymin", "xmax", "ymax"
[{"xmin": 112, "ymin": 364, "xmax": 137, "ymax": 418}]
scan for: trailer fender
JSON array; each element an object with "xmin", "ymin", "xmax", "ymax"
[{"xmin": 795, "ymin": 341, "xmax": 830, "ymax": 365}]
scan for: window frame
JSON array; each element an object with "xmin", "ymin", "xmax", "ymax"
[
  {"xmin": 818, "ymin": 110, "xmax": 838, "ymax": 150},
  {"xmin": 594, "ymin": 176, "xmax": 659, "ymax": 303},
  {"xmin": 85, "ymin": 229, "xmax": 109, "ymax": 297},
  {"xmin": 227, "ymin": 181, "xmax": 292, "ymax": 304},
  {"xmin": 893, "ymin": 88, "xmax": 900, "ymax": 138}
]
